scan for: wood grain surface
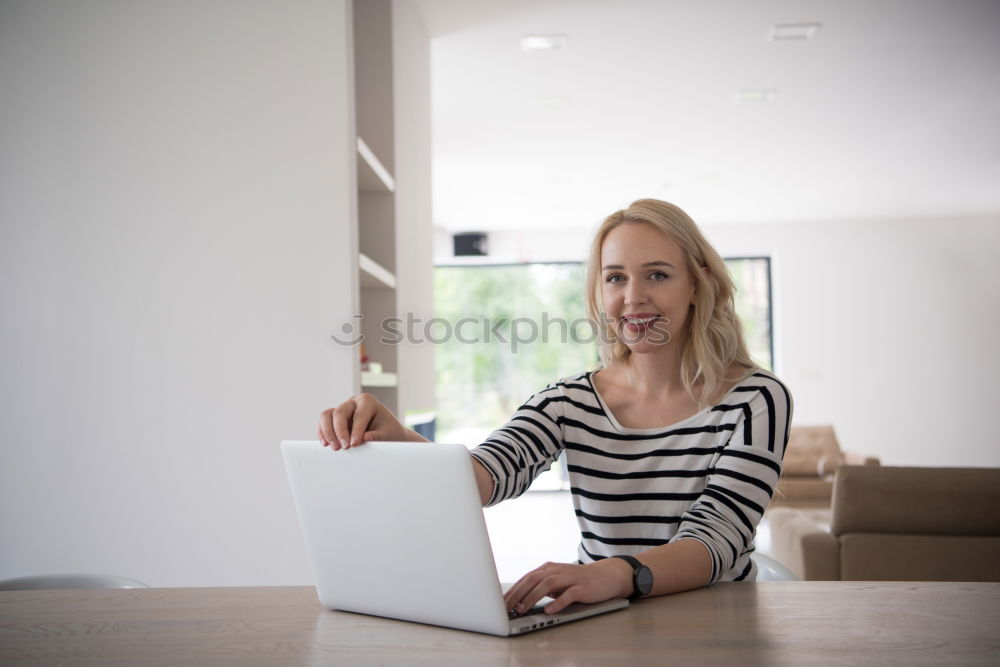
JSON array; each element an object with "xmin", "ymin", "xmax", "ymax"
[{"xmin": 2, "ymin": 582, "xmax": 998, "ymax": 665}]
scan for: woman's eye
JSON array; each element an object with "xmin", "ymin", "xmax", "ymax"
[
  {"xmin": 650, "ymin": 271, "xmax": 669, "ymax": 281},
  {"xmin": 606, "ymin": 274, "xmax": 624, "ymax": 284}
]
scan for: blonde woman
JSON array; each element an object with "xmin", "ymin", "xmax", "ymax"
[{"xmin": 318, "ymin": 199, "xmax": 792, "ymax": 616}]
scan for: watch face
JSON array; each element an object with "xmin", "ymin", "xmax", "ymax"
[{"xmin": 636, "ymin": 566, "xmax": 654, "ymax": 595}]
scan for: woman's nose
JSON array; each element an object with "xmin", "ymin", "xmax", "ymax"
[{"xmin": 624, "ymin": 281, "xmax": 647, "ymax": 306}]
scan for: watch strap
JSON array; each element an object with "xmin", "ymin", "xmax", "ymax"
[{"xmin": 613, "ymin": 554, "xmax": 649, "ymax": 601}]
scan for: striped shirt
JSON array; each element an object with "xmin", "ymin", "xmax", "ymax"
[{"xmin": 469, "ymin": 368, "xmax": 793, "ymax": 583}]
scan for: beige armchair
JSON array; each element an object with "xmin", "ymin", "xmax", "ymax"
[
  {"xmin": 770, "ymin": 425, "xmax": 879, "ymax": 508},
  {"xmin": 769, "ymin": 465, "xmax": 1000, "ymax": 581}
]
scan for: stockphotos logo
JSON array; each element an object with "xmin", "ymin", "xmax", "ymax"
[{"xmin": 329, "ymin": 313, "xmax": 671, "ymax": 352}]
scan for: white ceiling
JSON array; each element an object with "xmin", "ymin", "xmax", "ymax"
[{"xmin": 413, "ymin": 0, "xmax": 1000, "ymax": 231}]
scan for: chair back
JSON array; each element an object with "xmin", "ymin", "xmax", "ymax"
[
  {"xmin": 0, "ymin": 574, "xmax": 150, "ymax": 591},
  {"xmin": 751, "ymin": 552, "xmax": 800, "ymax": 581}
]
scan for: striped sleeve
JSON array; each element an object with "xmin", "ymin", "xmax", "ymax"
[
  {"xmin": 469, "ymin": 383, "xmax": 566, "ymax": 507},
  {"xmin": 671, "ymin": 374, "xmax": 793, "ymax": 582}
]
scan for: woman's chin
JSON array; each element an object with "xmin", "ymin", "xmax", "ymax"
[
  {"xmin": 621, "ymin": 339, "xmax": 673, "ymax": 356},
  {"xmin": 618, "ymin": 327, "xmax": 673, "ymax": 351}
]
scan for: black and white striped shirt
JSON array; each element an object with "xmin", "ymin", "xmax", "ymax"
[{"xmin": 470, "ymin": 369, "xmax": 792, "ymax": 583}]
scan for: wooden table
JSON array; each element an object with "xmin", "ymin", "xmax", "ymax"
[{"xmin": 2, "ymin": 582, "xmax": 998, "ymax": 665}]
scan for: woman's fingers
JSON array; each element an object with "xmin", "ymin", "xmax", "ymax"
[
  {"xmin": 519, "ymin": 574, "xmax": 568, "ymax": 614},
  {"xmin": 504, "ymin": 562, "xmax": 558, "ymax": 612},
  {"xmin": 331, "ymin": 401, "xmax": 358, "ymax": 450},
  {"xmin": 317, "ymin": 394, "xmax": 388, "ymax": 449},
  {"xmin": 544, "ymin": 586, "xmax": 581, "ymax": 615},
  {"xmin": 503, "ymin": 566, "xmax": 537, "ymax": 609},
  {"xmin": 319, "ymin": 393, "xmax": 401, "ymax": 451},
  {"xmin": 318, "ymin": 408, "xmax": 337, "ymax": 448},
  {"xmin": 505, "ymin": 561, "xmax": 625, "ymax": 615},
  {"xmin": 348, "ymin": 394, "xmax": 378, "ymax": 448}
]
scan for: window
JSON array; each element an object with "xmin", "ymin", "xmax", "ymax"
[
  {"xmin": 434, "ymin": 257, "xmax": 772, "ymax": 490},
  {"xmin": 433, "ymin": 263, "xmax": 593, "ymax": 445},
  {"xmin": 726, "ymin": 257, "xmax": 773, "ymax": 371}
]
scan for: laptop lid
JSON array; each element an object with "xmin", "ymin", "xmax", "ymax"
[{"xmin": 281, "ymin": 440, "xmax": 514, "ymax": 635}]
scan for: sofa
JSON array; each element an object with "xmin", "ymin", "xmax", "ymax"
[
  {"xmin": 770, "ymin": 425, "xmax": 879, "ymax": 508},
  {"xmin": 768, "ymin": 465, "xmax": 1000, "ymax": 581}
]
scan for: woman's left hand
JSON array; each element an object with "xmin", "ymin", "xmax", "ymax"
[{"xmin": 504, "ymin": 558, "xmax": 634, "ymax": 615}]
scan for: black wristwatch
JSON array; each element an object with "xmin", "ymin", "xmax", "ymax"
[{"xmin": 613, "ymin": 555, "xmax": 653, "ymax": 601}]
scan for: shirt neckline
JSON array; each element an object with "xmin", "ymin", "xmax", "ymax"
[{"xmin": 584, "ymin": 368, "xmax": 751, "ymax": 435}]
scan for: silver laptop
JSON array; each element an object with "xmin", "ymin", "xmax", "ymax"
[{"xmin": 281, "ymin": 440, "xmax": 628, "ymax": 636}]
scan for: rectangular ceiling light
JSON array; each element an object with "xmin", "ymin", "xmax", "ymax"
[
  {"xmin": 768, "ymin": 23, "xmax": 821, "ymax": 40},
  {"xmin": 735, "ymin": 89, "xmax": 778, "ymax": 103},
  {"xmin": 521, "ymin": 34, "xmax": 568, "ymax": 52}
]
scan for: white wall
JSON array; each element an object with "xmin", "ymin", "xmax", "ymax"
[
  {"xmin": 706, "ymin": 214, "xmax": 1000, "ymax": 468},
  {"xmin": 0, "ymin": 0, "xmax": 357, "ymax": 585}
]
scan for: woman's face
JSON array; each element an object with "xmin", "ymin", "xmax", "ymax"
[{"xmin": 600, "ymin": 222, "xmax": 697, "ymax": 356}]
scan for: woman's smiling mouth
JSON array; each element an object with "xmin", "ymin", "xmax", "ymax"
[{"xmin": 622, "ymin": 313, "xmax": 661, "ymax": 332}]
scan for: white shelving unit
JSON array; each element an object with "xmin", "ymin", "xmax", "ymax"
[
  {"xmin": 359, "ymin": 252, "xmax": 396, "ymax": 289},
  {"xmin": 343, "ymin": 0, "xmax": 432, "ymax": 422},
  {"xmin": 357, "ymin": 137, "xmax": 395, "ymax": 193},
  {"xmin": 354, "ymin": 0, "xmax": 400, "ymax": 413},
  {"xmin": 360, "ymin": 371, "xmax": 398, "ymax": 388}
]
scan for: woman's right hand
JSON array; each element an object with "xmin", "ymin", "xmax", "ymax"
[
  {"xmin": 321, "ymin": 393, "xmax": 495, "ymax": 505},
  {"xmin": 317, "ymin": 393, "xmax": 419, "ymax": 450}
]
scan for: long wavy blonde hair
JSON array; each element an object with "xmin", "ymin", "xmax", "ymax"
[{"xmin": 585, "ymin": 199, "xmax": 756, "ymax": 408}]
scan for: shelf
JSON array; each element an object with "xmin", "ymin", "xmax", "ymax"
[
  {"xmin": 359, "ymin": 253, "xmax": 396, "ymax": 289},
  {"xmin": 361, "ymin": 371, "xmax": 398, "ymax": 388},
  {"xmin": 357, "ymin": 136, "xmax": 395, "ymax": 193}
]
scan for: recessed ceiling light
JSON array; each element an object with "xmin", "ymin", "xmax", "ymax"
[
  {"xmin": 768, "ymin": 23, "xmax": 821, "ymax": 40},
  {"xmin": 521, "ymin": 34, "xmax": 568, "ymax": 52},
  {"xmin": 735, "ymin": 89, "xmax": 778, "ymax": 103}
]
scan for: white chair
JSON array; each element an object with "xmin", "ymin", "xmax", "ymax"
[
  {"xmin": 751, "ymin": 552, "xmax": 799, "ymax": 581},
  {"xmin": 0, "ymin": 573, "xmax": 149, "ymax": 590}
]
